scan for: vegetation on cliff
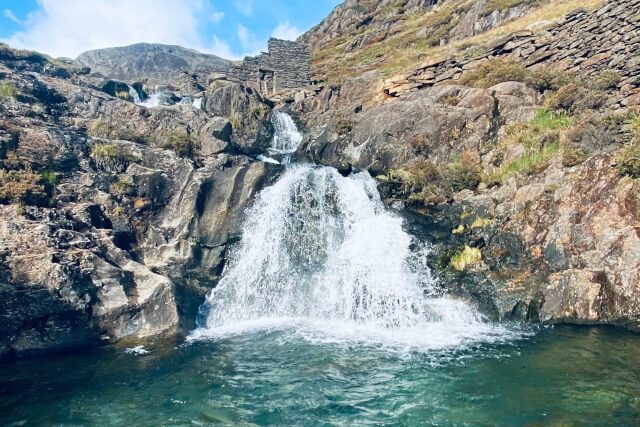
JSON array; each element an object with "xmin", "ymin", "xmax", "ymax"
[{"xmin": 306, "ymin": 0, "xmax": 601, "ymax": 82}]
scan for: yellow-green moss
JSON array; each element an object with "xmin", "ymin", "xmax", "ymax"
[
  {"xmin": 471, "ymin": 217, "xmax": 494, "ymax": 229},
  {"xmin": 87, "ymin": 120, "xmax": 113, "ymax": 139},
  {"xmin": 450, "ymin": 245, "xmax": 482, "ymax": 271},
  {"xmin": 161, "ymin": 131, "xmax": 199, "ymax": 158},
  {"xmin": 109, "ymin": 179, "xmax": 134, "ymax": 196},
  {"xmin": 452, "ymin": 224, "xmax": 465, "ymax": 234},
  {"xmin": 617, "ymin": 138, "xmax": 640, "ymax": 179}
]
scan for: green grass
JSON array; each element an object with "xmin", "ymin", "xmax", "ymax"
[
  {"xmin": 90, "ymin": 144, "xmax": 137, "ymax": 172},
  {"xmin": 0, "ymin": 83, "xmax": 18, "ymax": 99},
  {"xmin": 485, "ymin": 109, "xmax": 569, "ymax": 184},
  {"xmin": 506, "ymin": 108, "xmax": 572, "ymax": 150},
  {"xmin": 109, "ymin": 179, "xmax": 134, "ymax": 196},
  {"xmin": 482, "ymin": 0, "xmax": 538, "ymax": 16},
  {"xmin": 497, "ymin": 142, "xmax": 560, "ymax": 179},
  {"xmin": 40, "ymin": 170, "xmax": 58, "ymax": 187},
  {"xmin": 617, "ymin": 138, "xmax": 640, "ymax": 179},
  {"xmin": 162, "ymin": 131, "xmax": 199, "ymax": 158},
  {"xmin": 630, "ymin": 112, "xmax": 640, "ymax": 136}
]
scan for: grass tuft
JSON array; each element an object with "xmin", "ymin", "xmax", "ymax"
[{"xmin": 450, "ymin": 245, "xmax": 482, "ymax": 271}]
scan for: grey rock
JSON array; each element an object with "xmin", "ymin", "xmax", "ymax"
[{"xmin": 75, "ymin": 43, "xmax": 231, "ymax": 85}]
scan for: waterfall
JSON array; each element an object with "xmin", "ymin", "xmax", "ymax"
[
  {"xmin": 134, "ymin": 87, "xmax": 202, "ymax": 109},
  {"xmin": 258, "ymin": 111, "xmax": 303, "ymax": 164},
  {"xmin": 270, "ymin": 111, "xmax": 303, "ymax": 155},
  {"xmin": 127, "ymin": 85, "xmax": 142, "ymax": 104},
  {"xmin": 192, "ymin": 164, "xmax": 519, "ymax": 350}
]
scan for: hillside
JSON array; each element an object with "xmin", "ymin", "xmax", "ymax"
[{"xmin": 300, "ymin": 0, "xmax": 602, "ymax": 83}]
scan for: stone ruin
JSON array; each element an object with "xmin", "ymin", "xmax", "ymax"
[{"xmin": 230, "ymin": 38, "xmax": 311, "ymax": 96}]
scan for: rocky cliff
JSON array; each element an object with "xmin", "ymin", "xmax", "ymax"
[{"xmin": 0, "ymin": 43, "xmax": 277, "ymax": 359}]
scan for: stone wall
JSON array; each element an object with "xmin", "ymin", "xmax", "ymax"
[
  {"xmin": 231, "ymin": 38, "xmax": 311, "ymax": 95},
  {"xmin": 383, "ymin": 0, "xmax": 640, "ymax": 106}
]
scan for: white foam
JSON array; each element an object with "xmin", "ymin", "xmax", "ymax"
[
  {"xmin": 137, "ymin": 91, "xmax": 163, "ymax": 108},
  {"xmin": 124, "ymin": 345, "xmax": 149, "ymax": 355}
]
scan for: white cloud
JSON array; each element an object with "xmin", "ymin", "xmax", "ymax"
[
  {"xmin": 1, "ymin": 0, "xmax": 207, "ymax": 58},
  {"xmin": 238, "ymin": 24, "xmax": 249, "ymax": 49},
  {"xmin": 271, "ymin": 22, "xmax": 302, "ymax": 41},
  {"xmin": 233, "ymin": 0, "xmax": 253, "ymax": 17},
  {"xmin": 237, "ymin": 24, "xmax": 265, "ymax": 57},
  {"xmin": 211, "ymin": 10, "xmax": 224, "ymax": 24},
  {"xmin": 3, "ymin": 9, "xmax": 22, "ymax": 25},
  {"xmin": 209, "ymin": 35, "xmax": 241, "ymax": 60}
]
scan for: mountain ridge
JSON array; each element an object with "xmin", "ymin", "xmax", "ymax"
[{"xmin": 75, "ymin": 42, "xmax": 231, "ymax": 84}]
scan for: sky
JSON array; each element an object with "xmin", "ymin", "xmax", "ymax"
[{"xmin": 0, "ymin": 0, "xmax": 341, "ymax": 60}]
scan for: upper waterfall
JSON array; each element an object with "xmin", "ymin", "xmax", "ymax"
[
  {"xmin": 270, "ymin": 111, "xmax": 303, "ymax": 156},
  {"xmin": 127, "ymin": 85, "xmax": 142, "ymax": 104},
  {"xmin": 258, "ymin": 111, "xmax": 303, "ymax": 164}
]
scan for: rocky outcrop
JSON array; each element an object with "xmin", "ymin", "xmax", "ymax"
[
  {"xmin": 75, "ymin": 43, "xmax": 231, "ymax": 86},
  {"xmin": 299, "ymin": 0, "xmax": 441, "ymax": 53},
  {"xmin": 0, "ymin": 45, "xmax": 278, "ymax": 359},
  {"xmin": 297, "ymin": 81, "xmax": 542, "ymax": 174},
  {"xmin": 204, "ymin": 83, "xmax": 275, "ymax": 155},
  {"xmin": 415, "ymin": 153, "xmax": 640, "ymax": 330},
  {"xmin": 0, "ymin": 204, "xmax": 178, "ymax": 358}
]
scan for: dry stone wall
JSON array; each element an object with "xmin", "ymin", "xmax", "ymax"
[
  {"xmin": 383, "ymin": 0, "xmax": 640, "ymax": 106},
  {"xmin": 231, "ymin": 38, "xmax": 311, "ymax": 95}
]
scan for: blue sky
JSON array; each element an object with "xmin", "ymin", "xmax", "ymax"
[{"xmin": 0, "ymin": 0, "xmax": 341, "ymax": 59}]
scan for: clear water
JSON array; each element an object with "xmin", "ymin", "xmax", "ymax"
[{"xmin": 0, "ymin": 326, "xmax": 639, "ymax": 426}]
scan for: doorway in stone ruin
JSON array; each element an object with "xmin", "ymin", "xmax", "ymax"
[{"xmin": 259, "ymin": 69, "xmax": 275, "ymax": 95}]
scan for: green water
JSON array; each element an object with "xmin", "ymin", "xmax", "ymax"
[{"xmin": 0, "ymin": 325, "xmax": 639, "ymax": 426}]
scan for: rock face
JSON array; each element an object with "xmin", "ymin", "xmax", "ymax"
[
  {"xmin": 298, "ymin": 81, "xmax": 541, "ymax": 174},
  {"xmin": 75, "ymin": 43, "xmax": 231, "ymax": 85},
  {"xmin": 418, "ymin": 154, "xmax": 640, "ymax": 330},
  {"xmin": 204, "ymin": 83, "xmax": 275, "ymax": 155},
  {"xmin": 381, "ymin": 0, "xmax": 640, "ymax": 100},
  {"xmin": 0, "ymin": 204, "xmax": 178, "ymax": 357},
  {"xmin": 299, "ymin": 0, "xmax": 441, "ymax": 53},
  {"xmin": 0, "ymin": 44, "xmax": 278, "ymax": 359}
]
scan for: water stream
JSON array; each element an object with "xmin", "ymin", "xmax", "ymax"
[{"xmin": 1, "ymin": 112, "xmax": 639, "ymax": 425}]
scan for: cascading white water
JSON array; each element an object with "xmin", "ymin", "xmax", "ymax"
[
  {"xmin": 137, "ymin": 91, "xmax": 163, "ymax": 108},
  {"xmin": 192, "ymin": 163, "xmax": 524, "ymax": 350},
  {"xmin": 127, "ymin": 85, "xmax": 142, "ymax": 104},
  {"xmin": 134, "ymin": 88, "xmax": 202, "ymax": 109},
  {"xmin": 263, "ymin": 111, "xmax": 304, "ymax": 164}
]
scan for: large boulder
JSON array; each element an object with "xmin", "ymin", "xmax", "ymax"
[{"xmin": 204, "ymin": 83, "xmax": 274, "ymax": 155}]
